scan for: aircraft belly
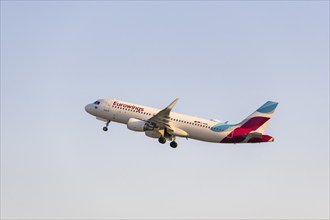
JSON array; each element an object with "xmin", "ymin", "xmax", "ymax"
[
  {"xmin": 115, "ymin": 112, "xmax": 130, "ymax": 124},
  {"xmin": 180, "ymin": 125, "xmax": 219, "ymax": 143},
  {"xmin": 193, "ymin": 131, "xmax": 220, "ymax": 143}
]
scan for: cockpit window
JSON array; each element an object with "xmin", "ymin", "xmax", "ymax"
[{"xmin": 94, "ymin": 101, "xmax": 100, "ymax": 105}]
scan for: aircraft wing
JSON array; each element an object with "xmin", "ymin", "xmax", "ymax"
[
  {"xmin": 147, "ymin": 98, "xmax": 189, "ymax": 137},
  {"xmin": 148, "ymin": 98, "xmax": 178, "ymax": 129}
]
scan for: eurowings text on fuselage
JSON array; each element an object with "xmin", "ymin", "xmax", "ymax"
[{"xmin": 85, "ymin": 99, "xmax": 278, "ymax": 148}]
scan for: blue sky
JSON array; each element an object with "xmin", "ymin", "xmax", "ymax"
[{"xmin": 1, "ymin": 1, "xmax": 329, "ymax": 219}]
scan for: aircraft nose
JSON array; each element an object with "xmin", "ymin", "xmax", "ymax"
[{"xmin": 85, "ymin": 104, "xmax": 93, "ymax": 114}]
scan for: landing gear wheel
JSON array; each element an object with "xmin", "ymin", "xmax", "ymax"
[
  {"xmin": 158, "ymin": 137, "xmax": 166, "ymax": 144},
  {"xmin": 170, "ymin": 141, "xmax": 178, "ymax": 148},
  {"xmin": 103, "ymin": 120, "xmax": 111, "ymax": 132}
]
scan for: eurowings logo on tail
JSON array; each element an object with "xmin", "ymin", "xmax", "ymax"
[{"xmin": 211, "ymin": 101, "xmax": 278, "ymax": 143}]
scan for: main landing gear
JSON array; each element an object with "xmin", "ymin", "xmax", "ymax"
[
  {"xmin": 158, "ymin": 136, "xmax": 166, "ymax": 144},
  {"xmin": 103, "ymin": 120, "xmax": 111, "ymax": 131},
  {"xmin": 158, "ymin": 136, "xmax": 178, "ymax": 148},
  {"xmin": 170, "ymin": 141, "xmax": 178, "ymax": 148}
]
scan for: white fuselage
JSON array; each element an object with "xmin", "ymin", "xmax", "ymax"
[{"xmin": 85, "ymin": 99, "xmax": 224, "ymax": 143}]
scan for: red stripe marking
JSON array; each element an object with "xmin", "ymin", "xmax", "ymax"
[
  {"xmin": 241, "ymin": 117, "xmax": 269, "ymax": 130},
  {"xmin": 220, "ymin": 117, "xmax": 271, "ymax": 143}
]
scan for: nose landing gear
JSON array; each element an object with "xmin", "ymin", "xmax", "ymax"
[{"xmin": 103, "ymin": 120, "xmax": 111, "ymax": 131}]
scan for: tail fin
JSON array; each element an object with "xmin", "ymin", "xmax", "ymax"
[{"xmin": 238, "ymin": 101, "xmax": 278, "ymax": 133}]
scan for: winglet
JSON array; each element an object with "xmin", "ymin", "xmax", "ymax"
[{"xmin": 167, "ymin": 98, "xmax": 179, "ymax": 111}]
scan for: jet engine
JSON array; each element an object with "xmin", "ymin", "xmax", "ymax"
[{"xmin": 127, "ymin": 118, "xmax": 154, "ymax": 132}]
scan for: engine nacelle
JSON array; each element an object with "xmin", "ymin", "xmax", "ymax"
[{"xmin": 127, "ymin": 118, "xmax": 154, "ymax": 132}]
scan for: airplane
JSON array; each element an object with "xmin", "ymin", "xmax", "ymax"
[{"xmin": 85, "ymin": 98, "xmax": 278, "ymax": 148}]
